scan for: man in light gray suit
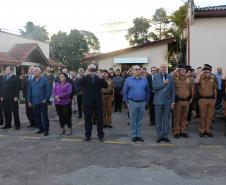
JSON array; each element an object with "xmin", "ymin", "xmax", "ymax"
[{"xmin": 153, "ymin": 64, "xmax": 175, "ymax": 143}]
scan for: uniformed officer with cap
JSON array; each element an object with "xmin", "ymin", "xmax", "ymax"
[
  {"xmin": 195, "ymin": 64, "xmax": 217, "ymax": 137},
  {"xmin": 173, "ymin": 64, "xmax": 194, "ymax": 138}
]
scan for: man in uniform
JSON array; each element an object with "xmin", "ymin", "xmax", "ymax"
[
  {"xmin": 195, "ymin": 65, "xmax": 217, "ymax": 137},
  {"xmin": 173, "ymin": 64, "xmax": 194, "ymax": 138}
]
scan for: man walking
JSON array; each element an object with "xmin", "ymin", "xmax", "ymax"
[
  {"xmin": 123, "ymin": 65, "xmax": 149, "ymax": 142},
  {"xmin": 78, "ymin": 64, "xmax": 108, "ymax": 142},
  {"xmin": 28, "ymin": 67, "xmax": 50, "ymax": 136},
  {"xmin": 153, "ymin": 64, "xmax": 175, "ymax": 143},
  {"xmin": 0, "ymin": 66, "xmax": 21, "ymax": 130}
]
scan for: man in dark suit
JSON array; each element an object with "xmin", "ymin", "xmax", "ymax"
[
  {"xmin": 23, "ymin": 66, "xmax": 36, "ymax": 128},
  {"xmin": 0, "ymin": 66, "xmax": 21, "ymax": 130},
  {"xmin": 147, "ymin": 67, "xmax": 157, "ymax": 126},
  {"xmin": 78, "ymin": 64, "xmax": 108, "ymax": 142},
  {"xmin": 0, "ymin": 72, "xmax": 4, "ymax": 125}
]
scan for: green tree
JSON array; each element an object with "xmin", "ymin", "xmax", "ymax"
[
  {"xmin": 150, "ymin": 8, "xmax": 171, "ymax": 40},
  {"xmin": 168, "ymin": 3, "xmax": 188, "ymax": 64},
  {"xmin": 19, "ymin": 21, "xmax": 49, "ymax": 42},
  {"xmin": 125, "ymin": 17, "xmax": 151, "ymax": 46},
  {"xmin": 50, "ymin": 29, "xmax": 99, "ymax": 70},
  {"xmin": 80, "ymin": 30, "xmax": 100, "ymax": 52}
]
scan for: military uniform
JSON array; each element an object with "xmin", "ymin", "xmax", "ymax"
[
  {"xmin": 102, "ymin": 78, "xmax": 114, "ymax": 127},
  {"xmin": 173, "ymin": 75, "xmax": 193, "ymax": 137},
  {"xmin": 198, "ymin": 74, "xmax": 217, "ymax": 135}
]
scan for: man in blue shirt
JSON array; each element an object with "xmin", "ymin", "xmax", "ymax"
[
  {"xmin": 123, "ymin": 65, "xmax": 149, "ymax": 142},
  {"xmin": 28, "ymin": 67, "xmax": 50, "ymax": 136},
  {"xmin": 215, "ymin": 67, "xmax": 223, "ymax": 110}
]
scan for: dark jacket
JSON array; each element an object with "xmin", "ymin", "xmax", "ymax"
[
  {"xmin": 1, "ymin": 74, "xmax": 21, "ymax": 101},
  {"xmin": 146, "ymin": 74, "xmax": 154, "ymax": 101},
  {"xmin": 78, "ymin": 75, "xmax": 108, "ymax": 107},
  {"xmin": 22, "ymin": 75, "xmax": 33, "ymax": 101}
]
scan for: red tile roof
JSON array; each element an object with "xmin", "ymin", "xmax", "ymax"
[
  {"xmin": 0, "ymin": 52, "xmax": 21, "ymax": 65},
  {"xmin": 9, "ymin": 43, "xmax": 39, "ymax": 61},
  {"xmin": 195, "ymin": 5, "xmax": 226, "ymax": 18},
  {"xmin": 48, "ymin": 59, "xmax": 66, "ymax": 68}
]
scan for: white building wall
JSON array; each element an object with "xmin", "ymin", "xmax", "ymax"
[
  {"xmin": 0, "ymin": 31, "xmax": 49, "ymax": 58},
  {"xmin": 97, "ymin": 44, "xmax": 168, "ymax": 73},
  {"xmin": 190, "ymin": 18, "xmax": 226, "ymax": 71}
]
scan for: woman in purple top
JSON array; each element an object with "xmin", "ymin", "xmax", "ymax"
[{"xmin": 53, "ymin": 73, "xmax": 72, "ymax": 135}]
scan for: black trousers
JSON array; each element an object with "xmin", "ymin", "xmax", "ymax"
[
  {"xmin": 187, "ymin": 101, "xmax": 193, "ymax": 122},
  {"xmin": 3, "ymin": 100, "xmax": 20, "ymax": 128},
  {"xmin": 77, "ymin": 94, "xmax": 83, "ymax": 117},
  {"xmin": 114, "ymin": 88, "xmax": 122, "ymax": 112},
  {"xmin": 149, "ymin": 98, "xmax": 155, "ymax": 124},
  {"xmin": 195, "ymin": 97, "xmax": 200, "ymax": 117},
  {"xmin": 216, "ymin": 89, "xmax": 223, "ymax": 108},
  {"xmin": 84, "ymin": 103, "xmax": 104, "ymax": 138},
  {"xmin": 25, "ymin": 102, "xmax": 36, "ymax": 126},
  {"xmin": 55, "ymin": 104, "xmax": 72, "ymax": 128},
  {"xmin": 0, "ymin": 103, "xmax": 4, "ymax": 125}
]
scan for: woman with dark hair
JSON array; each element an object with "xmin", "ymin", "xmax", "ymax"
[
  {"xmin": 102, "ymin": 70, "xmax": 114, "ymax": 128},
  {"xmin": 53, "ymin": 73, "xmax": 72, "ymax": 135}
]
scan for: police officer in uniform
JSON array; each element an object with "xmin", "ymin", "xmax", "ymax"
[
  {"xmin": 173, "ymin": 64, "xmax": 194, "ymax": 138},
  {"xmin": 195, "ymin": 64, "xmax": 217, "ymax": 137}
]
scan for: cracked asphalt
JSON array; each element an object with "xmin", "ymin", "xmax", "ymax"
[{"xmin": 0, "ymin": 104, "xmax": 226, "ymax": 185}]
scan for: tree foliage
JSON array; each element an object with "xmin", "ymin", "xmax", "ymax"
[
  {"xmin": 50, "ymin": 29, "xmax": 100, "ymax": 70},
  {"xmin": 125, "ymin": 17, "xmax": 151, "ymax": 46},
  {"xmin": 19, "ymin": 22, "xmax": 49, "ymax": 42}
]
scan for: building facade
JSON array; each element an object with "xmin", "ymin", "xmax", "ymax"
[
  {"xmin": 187, "ymin": 2, "xmax": 226, "ymax": 71},
  {"xmin": 81, "ymin": 38, "xmax": 175, "ymax": 73}
]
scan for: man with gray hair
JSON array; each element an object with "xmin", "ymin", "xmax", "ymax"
[
  {"xmin": 123, "ymin": 65, "xmax": 149, "ymax": 142},
  {"xmin": 28, "ymin": 67, "xmax": 50, "ymax": 136}
]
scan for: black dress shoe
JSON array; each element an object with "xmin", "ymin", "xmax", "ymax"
[
  {"xmin": 0, "ymin": 123, "xmax": 3, "ymax": 126},
  {"xmin": 107, "ymin": 125, "xmax": 113, "ymax": 128},
  {"xmin": 1, "ymin": 126, "xmax": 11, "ymax": 129},
  {"xmin": 99, "ymin": 137, "xmax": 105, "ymax": 142},
  {"xmin": 156, "ymin": 138, "xmax": 163, "ymax": 143},
  {"xmin": 206, "ymin": 133, "xmax": 214, "ymax": 137},
  {"xmin": 83, "ymin": 137, "xmax": 91, "ymax": 142},
  {"xmin": 199, "ymin": 133, "xmax": 205, "ymax": 137},
  {"xmin": 173, "ymin": 134, "xmax": 180, "ymax": 139},
  {"xmin": 136, "ymin": 137, "xmax": 144, "ymax": 142},
  {"xmin": 103, "ymin": 125, "xmax": 108, "ymax": 128},
  {"xmin": 15, "ymin": 127, "xmax": 20, "ymax": 130},
  {"xmin": 163, "ymin": 137, "xmax": 171, "ymax": 143},
  {"xmin": 35, "ymin": 130, "xmax": 44, "ymax": 134},
  {"xmin": 131, "ymin": 137, "xmax": 137, "ymax": 142},
  {"xmin": 180, "ymin": 133, "xmax": 189, "ymax": 138},
  {"xmin": 44, "ymin": 132, "xmax": 49, "ymax": 136}
]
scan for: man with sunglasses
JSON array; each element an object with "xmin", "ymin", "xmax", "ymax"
[
  {"xmin": 123, "ymin": 65, "xmax": 149, "ymax": 142},
  {"xmin": 195, "ymin": 65, "xmax": 217, "ymax": 137}
]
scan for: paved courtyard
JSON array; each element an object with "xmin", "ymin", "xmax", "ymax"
[{"xmin": 0, "ymin": 104, "xmax": 226, "ymax": 185}]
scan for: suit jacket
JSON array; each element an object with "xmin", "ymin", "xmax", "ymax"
[
  {"xmin": 22, "ymin": 75, "xmax": 33, "ymax": 101},
  {"xmin": 146, "ymin": 74, "xmax": 154, "ymax": 101},
  {"xmin": 2, "ymin": 74, "xmax": 21, "ymax": 101},
  {"xmin": 152, "ymin": 73, "xmax": 175, "ymax": 105},
  {"xmin": 78, "ymin": 74, "xmax": 108, "ymax": 107}
]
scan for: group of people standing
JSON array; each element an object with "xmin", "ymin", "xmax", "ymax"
[{"xmin": 0, "ymin": 63, "xmax": 225, "ymax": 143}]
